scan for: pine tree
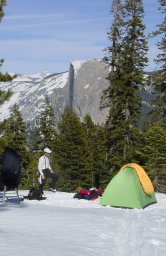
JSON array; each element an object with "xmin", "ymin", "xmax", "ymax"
[
  {"xmin": 57, "ymin": 107, "xmax": 93, "ymax": 191},
  {"xmin": 5, "ymin": 104, "xmax": 30, "ymax": 188},
  {"xmin": 0, "ymin": 72, "xmax": 15, "ymax": 82},
  {"xmin": 144, "ymin": 123, "xmax": 166, "ymax": 193},
  {"xmin": 35, "ymin": 96, "xmax": 57, "ymax": 150},
  {"xmin": 83, "ymin": 115, "xmax": 109, "ymax": 188},
  {"xmin": 5, "ymin": 104, "xmax": 27, "ymax": 151},
  {"xmin": 101, "ymin": 0, "xmax": 124, "ymax": 109},
  {"xmin": 150, "ymin": 0, "xmax": 166, "ymax": 123},
  {"xmin": 0, "ymin": 89, "xmax": 13, "ymax": 153},
  {"xmin": 101, "ymin": 0, "xmax": 148, "ymax": 173},
  {"xmin": 25, "ymin": 151, "xmax": 40, "ymax": 189}
]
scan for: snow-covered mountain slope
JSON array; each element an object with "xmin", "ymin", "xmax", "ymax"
[
  {"xmin": 0, "ymin": 70, "xmax": 69, "ymax": 124},
  {"xmin": 0, "ymin": 59, "xmax": 109, "ymax": 129},
  {"xmin": 0, "ymin": 59, "xmax": 153, "ymax": 131}
]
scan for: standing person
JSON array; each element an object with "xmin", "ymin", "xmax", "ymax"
[{"xmin": 38, "ymin": 147, "xmax": 58, "ymax": 192}]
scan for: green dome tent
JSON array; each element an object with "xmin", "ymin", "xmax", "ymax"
[{"xmin": 100, "ymin": 163, "xmax": 157, "ymax": 209}]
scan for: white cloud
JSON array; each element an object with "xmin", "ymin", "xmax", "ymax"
[
  {"xmin": 1, "ymin": 17, "xmax": 110, "ymax": 31},
  {"xmin": 4, "ymin": 14, "xmax": 65, "ymax": 20}
]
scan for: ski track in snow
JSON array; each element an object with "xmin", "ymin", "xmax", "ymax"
[{"xmin": 0, "ymin": 191, "xmax": 166, "ymax": 256}]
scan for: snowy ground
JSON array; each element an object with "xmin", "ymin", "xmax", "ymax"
[{"xmin": 0, "ymin": 191, "xmax": 166, "ymax": 256}]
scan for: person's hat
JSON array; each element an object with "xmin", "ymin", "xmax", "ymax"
[{"xmin": 43, "ymin": 147, "xmax": 52, "ymax": 153}]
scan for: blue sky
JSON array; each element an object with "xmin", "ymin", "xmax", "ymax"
[{"xmin": 0, "ymin": 0, "xmax": 163, "ymax": 75}]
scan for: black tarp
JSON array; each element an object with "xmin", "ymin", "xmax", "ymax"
[{"xmin": 1, "ymin": 148, "xmax": 21, "ymax": 188}]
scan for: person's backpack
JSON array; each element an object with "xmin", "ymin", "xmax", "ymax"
[
  {"xmin": 73, "ymin": 187, "xmax": 102, "ymax": 200},
  {"xmin": 24, "ymin": 188, "xmax": 46, "ymax": 200}
]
